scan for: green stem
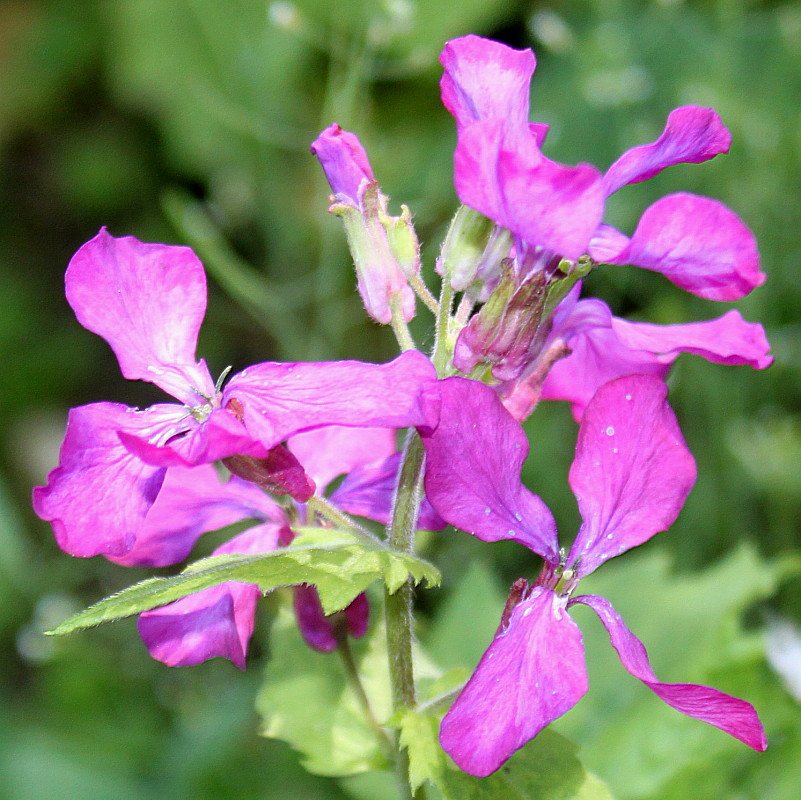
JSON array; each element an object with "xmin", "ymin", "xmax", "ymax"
[
  {"xmin": 431, "ymin": 266, "xmax": 455, "ymax": 377},
  {"xmin": 305, "ymin": 495, "xmax": 382, "ymax": 546},
  {"xmin": 385, "ymin": 431, "xmax": 427, "ymax": 798},
  {"xmin": 390, "ymin": 294, "xmax": 417, "ymax": 352},
  {"xmin": 335, "ymin": 630, "xmax": 395, "ymax": 760}
]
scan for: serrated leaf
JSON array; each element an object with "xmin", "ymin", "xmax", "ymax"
[
  {"xmin": 399, "ymin": 708, "xmax": 615, "ymax": 799},
  {"xmin": 47, "ymin": 530, "xmax": 439, "ymax": 636}
]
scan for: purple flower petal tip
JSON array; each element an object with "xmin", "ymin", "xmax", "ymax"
[{"xmin": 311, "ymin": 123, "xmax": 374, "ymax": 204}]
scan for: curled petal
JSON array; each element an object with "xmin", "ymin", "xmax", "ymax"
[
  {"xmin": 32, "ymin": 402, "xmax": 192, "ymax": 558},
  {"xmin": 65, "ymin": 229, "xmax": 216, "ymax": 405},
  {"xmin": 440, "ymin": 35, "xmax": 536, "ymax": 132},
  {"xmin": 572, "ymin": 594, "xmax": 767, "ymax": 751},
  {"xmin": 223, "ymin": 351, "xmax": 438, "ymax": 449},
  {"xmin": 567, "ymin": 376, "xmax": 696, "ymax": 575},
  {"xmin": 330, "ymin": 452, "xmax": 446, "ymax": 531},
  {"xmin": 420, "ymin": 377, "xmax": 559, "ymax": 563},
  {"xmin": 138, "ymin": 524, "xmax": 282, "ymax": 669},
  {"xmin": 606, "ymin": 193, "xmax": 765, "ymax": 301},
  {"xmin": 455, "ymin": 120, "xmax": 604, "ymax": 260},
  {"xmin": 287, "ymin": 425, "xmax": 396, "ymax": 490},
  {"xmin": 602, "ymin": 107, "xmax": 731, "ymax": 197},
  {"xmin": 441, "ymin": 588, "xmax": 588, "ymax": 776}
]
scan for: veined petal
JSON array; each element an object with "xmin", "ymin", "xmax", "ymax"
[
  {"xmin": 567, "ymin": 376, "xmax": 696, "ymax": 575},
  {"xmin": 287, "ymin": 425, "xmax": 396, "ymax": 490},
  {"xmin": 612, "ymin": 309, "xmax": 773, "ymax": 369},
  {"xmin": 111, "ymin": 465, "xmax": 283, "ymax": 567},
  {"xmin": 65, "ymin": 229, "xmax": 216, "ymax": 405},
  {"xmin": 441, "ymin": 587, "xmax": 587, "ymax": 776},
  {"xmin": 440, "ymin": 35, "xmax": 535, "ymax": 132},
  {"xmin": 33, "ymin": 402, "xmax": 189, "ymax": 558},
  {"xmin": 602, "ymin": 107, "xmax": 731, "ymax": 197},
  {"xmin": 420, "ymin": 377, "xmax": 559, "ymax": 563},
  {"xmin": 330, "ymin": 452, "xmax": 446, "ymax": 531},
  {"xmin": 138, "ymin": 523, "xmax": 282, "ymax": 669},
  {"xmin": 606, "ymin": 193, "xmax": 765, "ymax": 301},
  {"xmin": 311, "ymin": 123, "xmax": 374, "ymax": 206},
  {"xmin": 572, "ymin": 594, "xmax": 767, "ymax": 751},
  {"xmin": 223, "ymin": 351, "xmax": 438, "ymax": 449}
]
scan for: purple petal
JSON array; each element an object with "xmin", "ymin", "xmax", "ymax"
[
  {"xmin": 222, "ymin": 351, "xmax": 438, "ymax": 449},
  {"xmin": 566, "ymin": 376, "xmax": 696, "ymax": 575},
  {"xmin": 111, "ymin": 465, "xmax": 283, "ymax": 567},
  {"xmin": 605, "ymin": 193, "xmax": 765, "ymax": 301},
  {"xmin": 612, "ymin": 309, "xmax": 773, "ymax": 369},
  {"xmin": 602, "ymin": 107, "xmax": 731, "ymax": 197},
  {"xmin": 292, "ymin": 586, "xmax": 370, "ymax": 652},
  {"xmin": 572, "ymin": 594, "xmax": 767, "ymax": 751},
  {"xmin": 330, "ymin": 451, "xmax": 446, "ymax": 531},
  {"xmin": 440, "ymin": 35, "xmax": 536, "ymax": 132},
  {"xmin": 440, "ymin": 587, "xmax": 587, "ymax": 776},
  {"xmin": 224, "ymin": 445, "xmax": 316, "ymax": 503},
  {"xmin": 420, "ymin": 377, "xmax": 559, "ymax": 563},
  {"xmin": 119, "ymin": 405, "xmax": 266, "ymax": 468},
  {"xmin": 65, "ymin": 229, "xmax": 216, "ymax": 405},
  {"xmin": 588, "ymin": 223, "xmax": 630, "ymax": 263},
  {"xmin": 454, "ymin": 120, "xmax": 604, "ymax": 260},
  {"xmin": 311, "ymin": 123, "xmax": 374, "ymax": 206},
  {"xmin": 287, "ymin": 426, "xmax": 396, "ymax": 490},
  {"xmin": 138, "ymin": 524, "xmax": 282, "ymax": 669},
  {"xmin": 32, "ymin": 402, "xmax": 193, "ymax": 558}
]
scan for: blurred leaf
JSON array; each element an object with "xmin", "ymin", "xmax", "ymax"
[
  {"xmin": 256, "ymin": 602, "xmax": 393, "ymax": 777},
  {"xmin": 47, "ymin": 528, "xmax": 439, "ymax": 636},
  {"xmin": 399, "ymin": 708, "xmax": 615, "ymax": 799}
]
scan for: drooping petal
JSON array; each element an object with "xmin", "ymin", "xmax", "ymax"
[
  {"xmin": 604, "ymin": 193, "xmax": 765, "ymax": 301},
  {"xmin": 566, "ymin": 375, "xmax": 696, "ymax": 575},
  {"xmin": 311, "ymin": 123, "xmax": 374, "ymax": 206},
  {"xmin": 454, "ymin": 120, "xmax": 605, "ymax": 260},
  {"xmin": 440, "ymin": 34, "xmax": 535, "ymax": 133},
  {"xmin": 65, "ymin": 229, "xmax": 216, "ymax": 405},
  {"xmin": 292, "ymin": 585, "xmax": 370, "ymax": 653},
  {"xmin": 111, "ymin": 465, "xmax": 283, "ymax": 567},
  {"xmin": 287, "ymin": 425, "xmax": 396, "ymax": 490},
  {"xmin": 420, "ymin": 377, "xmax": 560, "ymax": 563},
  {"xmin": 612, "ymin": 309, "xmax": 773, "ymax": 370},
  {"xmin": 571, "ymin": 594, "xmax": 767, "ymax": 751},
  {"xmin": 137, "ymin": 523, "xmax": 282, "ymax": 669},
  {"xmin": 440, "ymin": 587, "xmax": 588, "ymax": 777},
  {"xmin": 602, "ymin": 107, "xmax": 731, "ymax": 197},
  {"xmin": 32, "ymin": 402, "xmax": 191, "ymax": 558},
  {"xmin": 330, "ymin": 452, "xmax": 446, "ymax": 531},
  {"xmin": 223, "ymin": 351, "xmax": 438, "ymax": 450}
]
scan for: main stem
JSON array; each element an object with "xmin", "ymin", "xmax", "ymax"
[{"xmin": 385, "ymin": 431, "xmax": 427, "ymax": 800}]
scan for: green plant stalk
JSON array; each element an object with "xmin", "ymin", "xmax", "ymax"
[{"xmin": 385, "ymin": 431, "xmax": 427, "ymax": 800}]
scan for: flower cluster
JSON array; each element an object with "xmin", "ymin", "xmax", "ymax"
[{"xmin": 35, "ymin": 32, "xmax": 772, "ymax": 785}]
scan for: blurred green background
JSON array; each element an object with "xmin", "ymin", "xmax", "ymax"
[{"xmin": 1, "ymin": 0, "xmax": 799, "ymax": 798}]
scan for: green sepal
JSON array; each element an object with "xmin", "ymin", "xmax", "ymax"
[{"xmin": 46, "ymin": 528, "xmax": 440, "ymax": 636}]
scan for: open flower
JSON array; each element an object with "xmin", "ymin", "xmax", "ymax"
[
  {"xmin": 420, "ymin": 374, "xmax": 766, "ymax": 776},
  {"xmin": 130, "ymin": 424, "xmax": 444, "ymax": 668},
  {"xmin": 33, "ymin": 229, "xmax": 437, "ymax": 561}
]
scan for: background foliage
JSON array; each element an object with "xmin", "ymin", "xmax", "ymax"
[{"xmin": 1, "ymin": 0, "xmax": 799, "ymax": 797}]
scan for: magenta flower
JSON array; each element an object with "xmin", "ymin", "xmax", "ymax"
[
  {"xmin": 441, "ymin": 35, "xmax": 764, "ymax": 299},
  {"xmin": 420, "ymin": 375, "xmax": 766, "ymax": 776},
  {"xmin": 33, "ymin": 229, "xmax": 437, "ymax": 562},
  {"xmin": 498, "ymin": 285, "xmax": 773, "ymax": 421},
  {"xmin": 311, "ymin": 124, "xmax": 417, "ymax": 324},
  {"xmin": 131, "ymin": 424, "xmax": 438, "ymax": 668}
]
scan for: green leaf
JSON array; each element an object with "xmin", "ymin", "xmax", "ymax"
[
  {"xmin": 399, "ymin": 708, "xmax": 615, "ymax": 799},
  {"xmin": 47, "ymin": 529, "xmax": 439, "ymax": 636},
  {"xmin": 257, "ymin": 602, "xmax": 391, "ymax": 777}
]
